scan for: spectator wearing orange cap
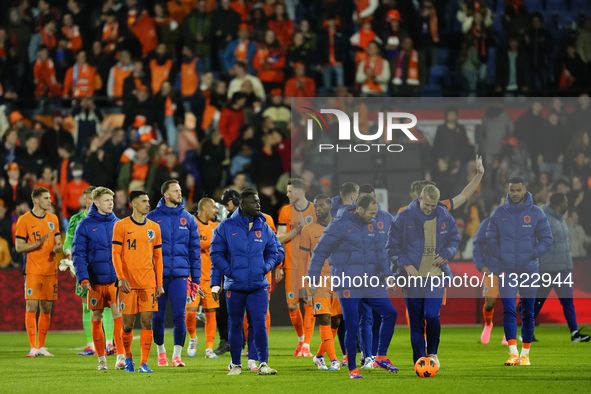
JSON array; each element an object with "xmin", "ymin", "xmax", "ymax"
[
  {"xmin": 227, "ymin": 60, "xmax": 266, "ymax": 102},
  {"xmin": 33, "ymin": 46, "xmax": 61, "ymax": 97},
  {"xmin": 318, "ymin": 15, "xmax": 348, "ymax": 92},
  {"xmin": 0, "ymin": 162, "xmax": 32, "ymax": 211},
  {"xmin": 382, "ymin": 10, "xmax": 408, "ymax": 59},
  {"xmin": 63, "ymin": 51, "xmax": 102, "ymax": 99},
  {"xmin": 268, "ymin": 3, "xmax": 294, "ymax": 49},
  {"xmin": 350, "ymin": 16, "xmax": 382, "ymax": 67},
  {"xmin": 9, "ymin": 111, "xmax": 35, "ymax": 144},
  {"xmin": 223, "ymin": 24, "xmax": 258, "ymax": 74},
  {"xmin": 253, "ymin": 30, "xmax": 286, "ymax": 93},
  {"xmin": 356, "ymin": 41, "xmax": 390, "ymax": 97},
  {"xmin": 284, "ymin": 62, "xmax": 316, "ymax": 99},
  {"xmin": 261, "ymin": 89, "xmax": 291, "ymax": 135}
]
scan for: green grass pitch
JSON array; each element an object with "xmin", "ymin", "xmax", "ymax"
[{"xmin": 1, "ymin": 326, "xmax": 589, "ymax": 393}]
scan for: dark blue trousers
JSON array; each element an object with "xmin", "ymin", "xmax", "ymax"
[
  {"xmin": 499, "ymin": 271, "xmax": 538, "ymax": 343},
  {"xmin": 534, "ymin": 270, "xmax": 577, "ymax": 333},
  {"xmin": 227, "ymin": 287, "xmax": 268, "ymax": 365},
  {"xmin": 153, "ymin": 277, "xmax": 187, "ymax": 347}
]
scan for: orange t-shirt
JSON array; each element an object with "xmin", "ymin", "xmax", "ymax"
[
  {"xmin": 299, "ymin": 219, "xmax": 330, "ymax": 278},
  {"xmin": 112, "ymin": 216, "xmax": 163, "ymax": 289},
  {"xmin": 15, "ymin": 211, "xmax": 60, "ymax": 276},
  {"xmin": 196, "ymin": 218, "xmax": 218, "ymax": 282},
  {"xmin": 277, "ymin": 202, "xmax": 316, "ymax": 274}
]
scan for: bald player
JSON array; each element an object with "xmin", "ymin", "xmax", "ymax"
[{"xmin": 186, "ymin": 198, "xmax": 220, "ymax": 359}]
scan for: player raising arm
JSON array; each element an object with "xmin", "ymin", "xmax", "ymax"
[{"xmin": 112, "ymin": 190, "xmax": 164, "ymax": 373}]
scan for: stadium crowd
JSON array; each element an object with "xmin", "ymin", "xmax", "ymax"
[{"xmin": 0, "ymin": 0, "xmax": 590, "ymax": 272}]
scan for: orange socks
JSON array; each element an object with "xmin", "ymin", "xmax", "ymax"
[
  {"xmin": 289, "ymin": 309, "xmax": 304, "ymax": 338},
  {"xmin": 37, "ymin": 313, "xmax": 51, "ymax": 348},
  {"xmin": 140, "ymin": 330, "xmax": 153, "ymax": 365},
  {"xmin": 91, "ymin": 320, "xmax": 106, "ymax": 357},
  {"xmin": 508, "ymin": 339, "xmax": 517, "ymax": 346},
  {"xmin": 204, "ymin": 311, "xmax": 216, "ymax": 350},
  {"xmin": 483, "ymin": 307, "xmax": 494, "ymax": 326},
  {"xmin": 26, "ymin": 312, "xmax": 37, "ymax": 349},
  {"xmin": 319, "ymin": 325, "xmax": 336, "ymax": 361},
  {"xmin": 122, "ymin": 330, "xmax": 133, "ymax": 358},
  {"xmin": 376, "ymin": 355, "xmax": 388, "ymax": 361},
  {"xmin": 523, "ymin": 342, "xmax": 531, "ymax": 349},
  {"xmin": 186, "ymin": 311, "xmax": 197, "ymax": 339},
  {"xmin": 266, "ymin": 310, "xmax": 271, "ymax": 336},
  {"xmin": 113, "ymin": 317, "xmax": 124, "ymax": 356},
  {"xmin": 303, "ymin": 305, "xmax": 315, "ymax": 344}
]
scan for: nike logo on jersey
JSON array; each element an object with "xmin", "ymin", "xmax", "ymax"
[
  {"xmin": 32, "ymin": 226, "xmax": 37, "ymax": 228},
  {"xmin": 93, "ymin": 229, "xmax": 98, "ymax": 231},
  {"xmin": 315, "ymin": 235, "xmax": 321, "ymax": 239},
  {"xmin": 232, "ymin": 233, "xmax": 238, "ymax": 236},
  {"xmin": 408, "ymin": 226, "xmax": 414, "ymax": 228},
  {"xmin": 502, "ymin": 218, "xmax": 507, "ymax": 221},
  {"xmin": 157, "ymin": 220, "xmax": 162, "ymax": 223},
  {"xmin": 128, "ymin": 232, "xmax": 134, "ymax": 234},
  {"xmin": 348, "ymin": 229, "xmax": 353, "ymax": 232}
]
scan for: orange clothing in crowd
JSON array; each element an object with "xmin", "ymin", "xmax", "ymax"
[
  {"xmin": 130, "ymin": 14, "xmax": 159, "ymax": 57},
  {"xmin": 63, "ymin": 63, "xmax": 102, "ymax": 97},
  {"xmin": 61, "ymin": 179, "xmax": 91, "ymax": 219},
  {"xmin": 230, "ymin": 1, "xmax": 249, "ymax": 22},
  {"xmin": 33, "ymin": 58, "xmax": 61, "ymax": 97},
  {"xmin": 180, "ymin": 58, "xmax": 199, "ymax": 97},
  {"xmin": 62, "ymin": 25, "xmax": 83, "ymax": 52},
  {"xmin": 102, "ymin": 21, "xmax": 119, "ymax": 53},
  {"xmin": 253, "ymin": 47, "xmax": 285, "ymax": 82},
  {"xmin": 268, "ymin": 19, "xmax": 294, "ymax": 47},
  {"xmin": 196, "ymin": 218, "xmax": 218, "ymax": 282},
  {"xmin": 150, "ymin": 58, "xmax": 173, "ymax": 94},
  {"xmin": 167, "ymin": 0, "xmax": 195, "ymax": 24},
  {"xmin": 35, "ymin": 180, "xmax": 59, "ymax": 206},
  {"xmin": 284, "ymin": 76, "xmax": 316, "ymax": 98},
  {"xmin": 0, "ymin": 236, "xmax": 11, "ymax": 267}
]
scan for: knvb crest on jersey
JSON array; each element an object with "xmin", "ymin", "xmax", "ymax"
[
  {"xmin": 147, "ymin": 229, "xmax": 155, "ymax": 240},
  {"xmin": 301, "ymin": 107, "xmax": 418, "ymax": 153},
  {"xmin": 48, "ymin": 222, "xmax": 55, "ymax": 231}
]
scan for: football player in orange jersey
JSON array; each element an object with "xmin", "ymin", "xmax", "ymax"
[
  {"xmin": 186, "ymin": 197, "xmax": 219, "ymax": 359},
  {"xmin": 301, "ymin": 194, "xmax": 342, "ymax": 371},
  {"xmin": 112, "ymin": 190, "xmax": 164, "ymax": 373},
  {"xmin": 16, "ymin": 187, "xmax": 62, "ymax": 357},
  {"xmin": 276, "ymin": 178, "xmax": 317, "ymax": 357}
]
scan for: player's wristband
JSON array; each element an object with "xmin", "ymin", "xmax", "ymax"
[
  {"xmin": 211, "ymin": 286, "xmax": 221, "ymax": 293},
  {"xmin": 81, "ymin": 280, "xmax": 90, "ymax": 287}
]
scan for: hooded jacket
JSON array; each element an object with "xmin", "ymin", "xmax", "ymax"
[
  {"xmin": 73, "ymin": 203, "xmax": 119, "ymax": 284},
  {"xmin": 473, "ymin": 217, "xmax": 499, "ymax": 274},
  {"xmin": 539, "ymin": 203, "xmax": 572, "ymax": 272},
  {"xmin": 210, "ymin": 208, "xmax": 278, "ymax": 292},
  {"xmin": 486, "ymin": 192, "xmax": 552, "ymax": 273}
]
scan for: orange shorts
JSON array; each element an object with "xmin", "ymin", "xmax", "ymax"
[
  {"xmin": 186, "ymin": 280, "xmax": 219, "ymax": 309},
  {"xmin": 25, "ymin": 274, "xmax": 58, "ymax": 301},
  {"xmin": 118, "ymin": 288, "xmax": 158, "ymax": 315},
  {"xmin": 88, "ymin": 283, "xmax": 118, "ymax": 310},
  {"xmin": 483, "ymin": 274, "xmax": 499, "ymax": 298},
  {"xmin": 313, "ymin": 288, "xmax": 342, "ymax": 317},
  {"xmin": 285, "ymin": 269, "xmax": 308, "ymax": 304}
]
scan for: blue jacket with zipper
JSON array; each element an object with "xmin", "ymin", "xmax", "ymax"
[
  {"xmin": 307, "ymin": 210, "xmax": 393, "ymax": 288},
  {"xmin": 73, "ymin": 203, "xmax": 119, "ymax": 284},
  {"xmin": 539, "ymin": 203, "xmax": 572, "ymax": 272},
  {"xmin": 485, "ymin": 192, "xmax": 553, "ymax": 273},
  {"xmin": 387, "ymin": 198, "xmax": 459, "ymax": 278},
  {"xmin": 146, "ymin": 198, "xmax": 201, "ymax": 282},
  {"xmin": 210, "ymin": 208, "xmax": 278, "ymax": 292}
]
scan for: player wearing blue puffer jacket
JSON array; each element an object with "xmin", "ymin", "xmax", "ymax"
[
  {"xmin": 72, "ymin": 187, "xmax": 125, "ymax": 370},
  {"xmin": 210, "ymin": 190, "xmax": 278, "ymax": 376},
  {"xmin": 485, "ymin": 177, "xmax": 552, "ymax": 366},
  {"xmin": 387, "ymin": 185, "xmax": 460, "ymax": 368},
  {"xmin": 146, "ymin": 180, "xmax": 201, "ymax": 367},
  {"xmin": 308, "ymin": 195, "xmax": 398, "ymax": 379},
  {"xmin": 473, "ymin": 212, "xmax": 502, "ymax": 346}
]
